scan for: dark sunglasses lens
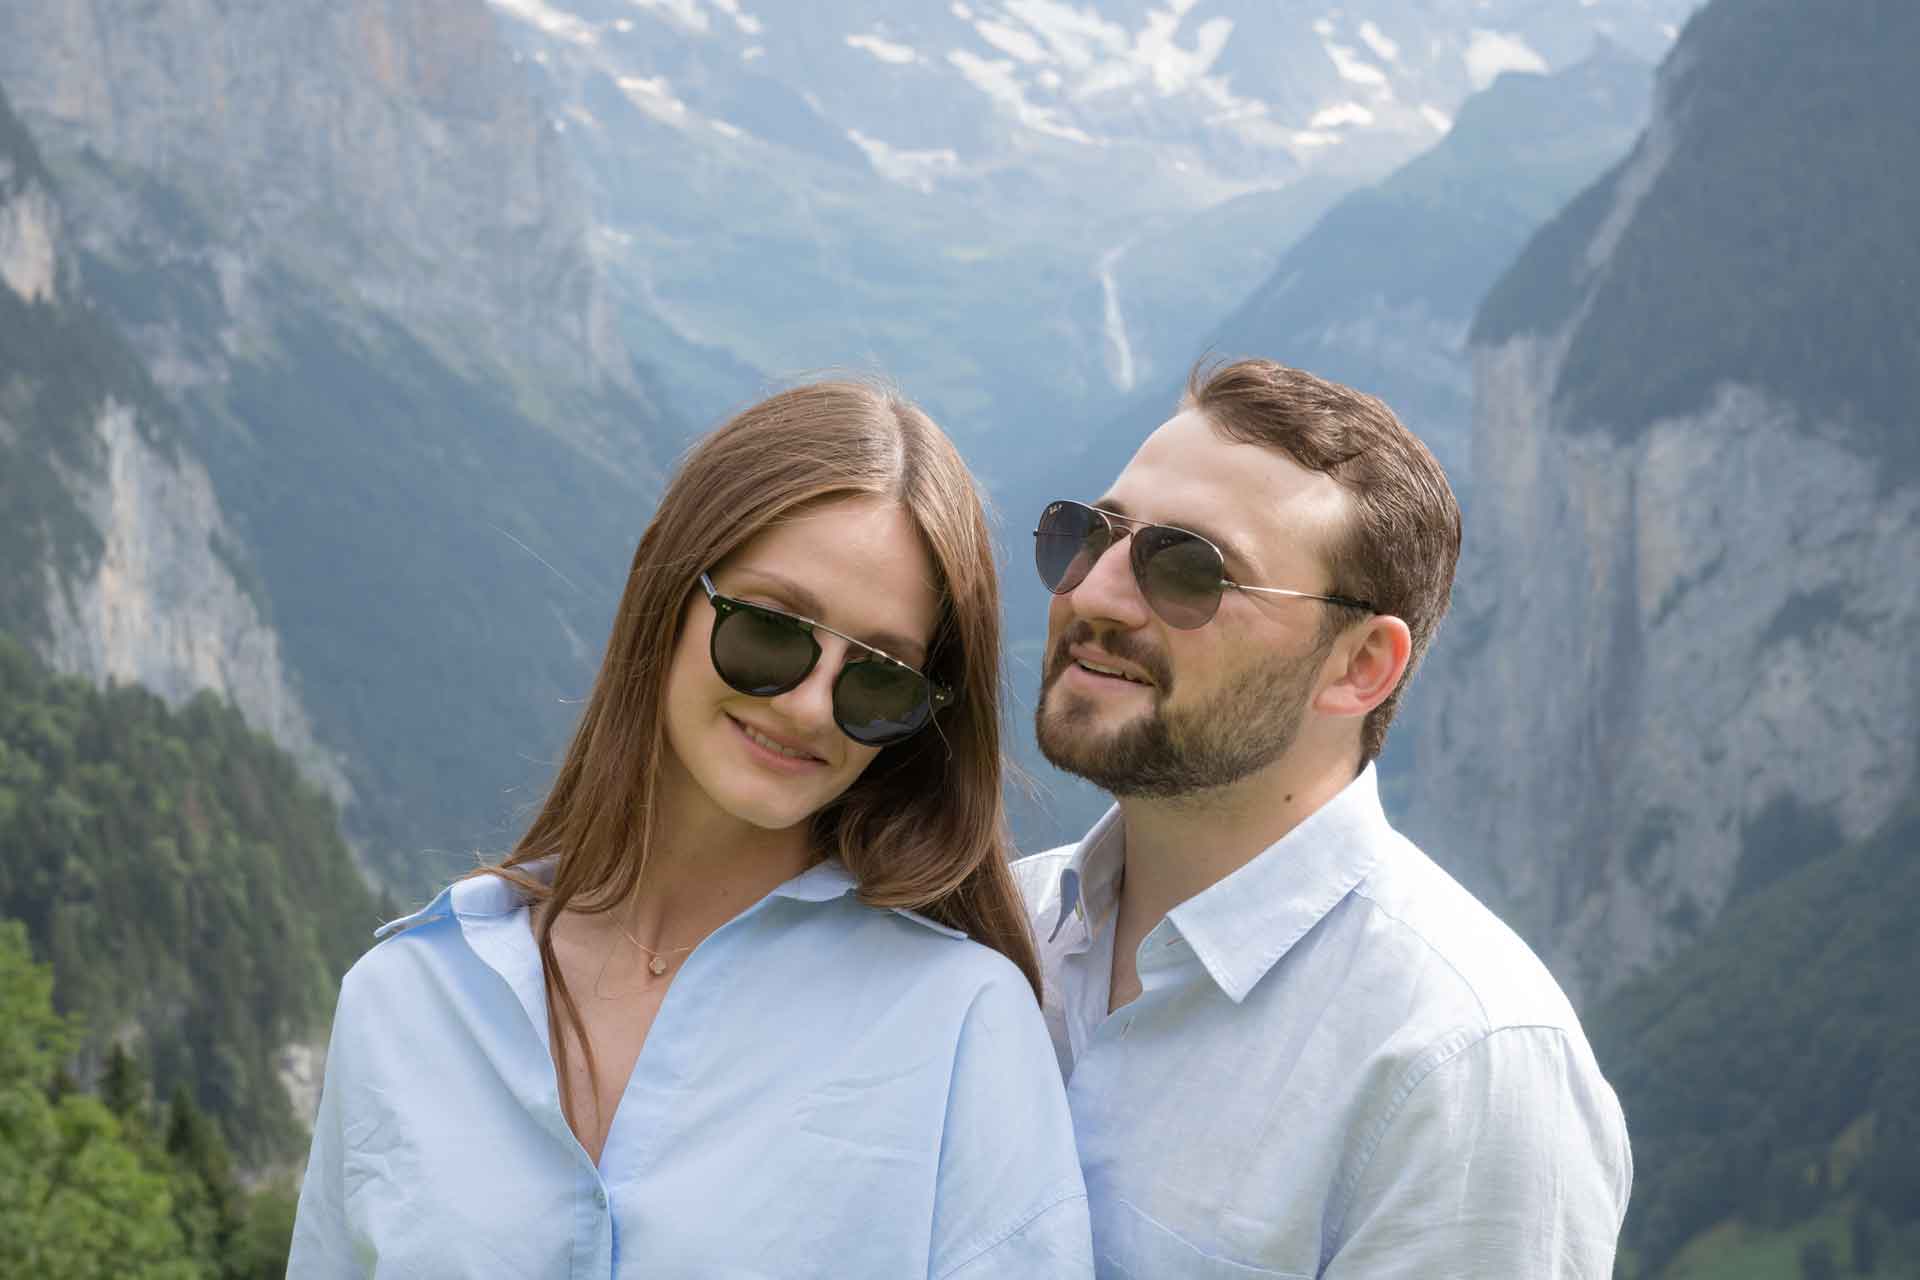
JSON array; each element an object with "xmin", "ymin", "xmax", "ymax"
[
  {"xmin": 1035, "ymin": 501, "xmax": 1108, "ymax": 594},
  {"xmin": 1134, "ymin": 526, "xmax": 1224, "ymax": 628},
  {"xmin": 711, "ymin": 605, "xmax": 816, "ymax": 695},
  {"xmin": 834, "ymin": 661, "xmax": 932, "ymax": 745}
]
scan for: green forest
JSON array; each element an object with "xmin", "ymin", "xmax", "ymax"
[
  {"xmin": 0, "ymin": 634, "xmax": 380, "ymax": 1275},
  {"xmin": 1594, "ymin": 793, "xmax": 1920, "ymax": 1278}
]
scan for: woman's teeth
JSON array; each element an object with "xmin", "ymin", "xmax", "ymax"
[{"xmin": 743, "ymin": 723, "xmax": 815, "ymax": 760}]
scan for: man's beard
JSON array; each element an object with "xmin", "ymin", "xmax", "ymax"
[{"xmin": 1035, "ymin": 621, "xmax": 1322, "ymax": 800}]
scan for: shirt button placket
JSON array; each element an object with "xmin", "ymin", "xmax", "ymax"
[{"xmin": 579, "ymin": 1179, "xmax": 613, "ymax": 1278}]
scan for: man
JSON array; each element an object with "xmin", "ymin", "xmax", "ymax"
[{"xmin": 1016, "ymin": 358, "xmax": 1630, "ymax": 1278}]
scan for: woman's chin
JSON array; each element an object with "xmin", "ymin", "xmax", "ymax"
[{"xmin": 709, "ymin": 779, "xmax": 844, "ymax": 835}]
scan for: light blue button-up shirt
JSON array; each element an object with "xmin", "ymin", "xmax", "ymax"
[
  {"xmin": 1013, "ymin": 766, "xmax": 1632, "ymax": 1279},
  {"xmin": 289, "ymin": 858, "xmax": 1092, "ymax": 1278}
]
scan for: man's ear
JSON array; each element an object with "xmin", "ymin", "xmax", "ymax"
[{"xmin": 1314, "ymin": 614, "xmax": 1412, "ymax": 720}]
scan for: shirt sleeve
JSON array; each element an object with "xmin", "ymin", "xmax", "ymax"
[
  {"xmin": 1324, "ymin": 1025, "xmax": 1633, "ymax": 1280},
  {"xmin": 929, "ymin": 968, "xmax": 1094, "ymax": 1279},
  {"xmin": 287, "ymin": 970, "xmax": 372, "ymax": 1279}
]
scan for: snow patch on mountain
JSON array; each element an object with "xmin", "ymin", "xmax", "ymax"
[
  {"xmin": 1358, "ymin": 21, "xmax": 1401, "ymax": 63},
  {"xmin": 999, "ymin": 0, "xmax": 1128, "ymax": 71},
  {"xmin": 617, "ymin": 75, "xmax": 691, "ymax": 126},
  {"xmin": 628, "ymin": 0, "xmax": 709, "ymax": 34},
  {"xmin": 1310, "ymin": 102, "xmax": 1374, "ymax": 129},
  {"xmin": 1465, "ymin": 29, "xmax": 1550, "ymax": 89},
  {"xmin": 848, "ymin": 130, "xmax": 962, "ymax": 192},
  {"xmin": 1315, "ymin": 20, "xmax": 1393, "ymax": 89},
  {"xmin": 948, "ymin": 49, "xmax": 1096, "ymax": 144},
  {"xmin": 491, "ymin": 0, "xmax": 598, "ymax": 46},
  {"xmin": 978, "ymin": 18, "xmax": 1049, "ymax": 63},
  {"xmin": 847, "ymin": 33, "xmax": 919, "ymax": 65},
  {"xmin": 708, "ymin": 0, "xmax": 764, "ymax": 36}
]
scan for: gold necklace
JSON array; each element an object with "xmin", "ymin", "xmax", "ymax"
[{"xmin": 614, "ymin": 919, "xmax": 694, "ymax": 978}]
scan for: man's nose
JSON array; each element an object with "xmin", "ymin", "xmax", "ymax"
[{"xmin": 1065, "ymin": 532, "xmax": 1153, "ymax": 630}]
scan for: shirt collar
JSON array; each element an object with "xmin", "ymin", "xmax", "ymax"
[
  {"xmin": 1165, "ymin": 764, "xmax": 1389, "ymax": 1003},
  {"xmin": 1047, "ymin": 805, "xmax": 1127, "ymax": 945},
  {"xmin": 370, "ymin": 858, "xmax": 550, "ymax": 939},
  {"xmin": 780, "ymin": 859, "xmax": 969, "ymax": 939},
  {"xmin": 373, "ymin": 855, "xmax": 966, "ymax": 940}
]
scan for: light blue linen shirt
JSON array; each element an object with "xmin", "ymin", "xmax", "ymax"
[
  {"xmin": 1013, "ymin": 766, "xmax": 1632, "ymax": 1279},
  {"xmin": 289, "ymin": 858, "xmax": 1092, "ymax": 1278}
]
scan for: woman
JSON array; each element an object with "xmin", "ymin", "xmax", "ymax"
[{"xmin": 289, "ymin": 383, "xmax": 1092, "ymax": 1277}]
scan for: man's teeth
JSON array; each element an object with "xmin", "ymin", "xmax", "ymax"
[
  {"xmin": 744, "ymin": 724, "xmax": 815, "ymax": 759},
  {"xmin": 1080, "ymin": 661, "xmax": 1148, "ymax": 685}
]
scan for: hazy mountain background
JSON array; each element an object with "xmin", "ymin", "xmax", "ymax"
[{"xmin": 4, "ymin": 0, "xmax": 1916, "ymax": 1275}]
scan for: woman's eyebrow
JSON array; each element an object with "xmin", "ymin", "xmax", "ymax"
[{"xmin": 728, "ymin": 569, "xmax": 928, "ymax": 665}]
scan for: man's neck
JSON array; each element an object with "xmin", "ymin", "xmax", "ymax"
[{"xmin": 1113, "ymin": 746, "xmax": 1362, "ymax": 955}]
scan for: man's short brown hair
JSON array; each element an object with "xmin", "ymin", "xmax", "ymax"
[{"xmin": 1182, "ymin": 358, "xmax": 1461, "ymax": 762}]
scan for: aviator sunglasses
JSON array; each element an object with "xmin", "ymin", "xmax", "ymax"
[
  {"xmin": 700, "ymin": 574, "xmax": 953, "ymax": 747},
  {"xmin": 1034, "ymin": 499, "xmax": 1376, "ymax": 629}
]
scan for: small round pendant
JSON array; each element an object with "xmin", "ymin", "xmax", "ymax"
[{"xmin": 648, "ymin": 955, "xmax": 669, "ymax": 977}]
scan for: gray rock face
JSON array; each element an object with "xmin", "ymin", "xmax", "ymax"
[
  {"xmin": 0, "ymin": 0, "xmax": 645, "ymax": 466},
  {"xmin": 44, "ymin": 401, "xmax": 351, "ymax": 807},
  {"xmin": 2, "ymin": 89, "xmax": 350, "ymax": 810},
  {"xmin": 1410, "ymin": 340, "xmax": 1920, "ymax": 1005},
  {"xmin": 3, "ymin": 3, "xmax": 680, "ymax": 885},
  {"xmin": 0, "ymin": 157, "xmax": 57, "ymax": 304},
  {"xmin": 1400, "ymin": 0, "xmax": 1920, "ymax": 1001}
]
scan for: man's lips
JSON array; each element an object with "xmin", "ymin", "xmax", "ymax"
[{"xmin": 1066, "ymin": 645, "xmax": 1156, "ymax": 688}]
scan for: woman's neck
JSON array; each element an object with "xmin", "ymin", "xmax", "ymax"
[{"xmin": 600, "ymin": 761, "xmax": 817, "ymax": 949}]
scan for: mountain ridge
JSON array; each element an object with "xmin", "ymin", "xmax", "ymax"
[
  {"xmin": 1, "ymin": 0, "xmax": 686, "ymax": 891},
  {"xmin": 1403, "ymin": 0, "xmax": 1920, "ymax": 1005}
]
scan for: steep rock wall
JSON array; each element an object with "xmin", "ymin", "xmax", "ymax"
[
  {"xmin": 0, "ymin": 0, "xmax": 648, "ymax": 469},
  {"xmin": 1403, "ymin": 0, "xmax": 1920, "ymax": 1004},
  {"xmin": 44, "ymin": 401, "xmax": 349, "ymax": 805},
  {"xmin": 1414, "ymin": 345, "xmax": 1919, "ymax": 1002}
]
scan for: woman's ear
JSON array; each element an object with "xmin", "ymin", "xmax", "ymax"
[{"xmin": 1313, "ymin": 614, "xmax": 1412, "ymax": 720}]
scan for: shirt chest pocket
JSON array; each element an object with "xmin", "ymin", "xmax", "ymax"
[{"xmin": 1097, "ymin": 1200, "xmax": 1311, "ymax": 1280}]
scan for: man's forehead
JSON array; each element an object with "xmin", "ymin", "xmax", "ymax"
[{"xmin": 1102, "ymin": 411, "xmax": 1349, "ymax": 564}]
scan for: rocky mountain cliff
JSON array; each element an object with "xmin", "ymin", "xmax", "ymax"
[
  {"xmin": 1, "ymin": 85, "xmax": 347, "ymax": 805},
  {"xmin": 1192, "ymin": 42, "xmax": 1653, "ymax": 488},
  {"xmin": 3, "ymin": 84, "xmax": 377, "ymax": 1197},
  {"xmin": 1, "ymin": 1, "xmax": 679, "ymax": 892},
  {"xmin": 1404, "ymin": 0, "xmax": 1920, "ymax": 1005},
  {"xmin": 0, "ymin": 0, "xmax": 638, "ymax": 438}
]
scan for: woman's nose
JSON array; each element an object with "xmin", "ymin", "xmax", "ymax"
[{"xmin": 766, "ymin": 637, "xmax": 844, "ymax": 733}]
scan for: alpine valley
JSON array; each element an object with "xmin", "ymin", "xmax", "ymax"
[{"xmin": 6, "ymin": 0, "xmax": 1916, "ymax": 1277}]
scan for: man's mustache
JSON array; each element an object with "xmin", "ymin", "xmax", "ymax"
[{"xmin": 1043, "ymin": 620, "xmax": 1173, "ymax": 694}]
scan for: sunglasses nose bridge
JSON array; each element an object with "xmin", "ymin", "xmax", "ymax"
[
  {"xmin": 761, "ymin": 637, "xmax": 841, "ymax": 724},
  {"xmin": 1080, "ymin": 525, "xmax": 1127, "ymax": 587},
  {"xmin": 1054, "ymin": 523, "xmax": 1157, "ymax": 631}
]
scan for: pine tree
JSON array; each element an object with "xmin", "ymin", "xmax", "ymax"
[
  {"xmin": 1800, "ymin": 1239, "xmax": 1838, "ymax": 1280},
  {"xmin": 102, "ymin": 1041, "xmax": 151, "ymax": 1140},
  {"xmin": 1850, "ymin": 1204, "xmax": 1878, "ymax": 1274},
  {"xmin": 0, "ymin": 921, "xmax": 202, "ymax": 1278}
]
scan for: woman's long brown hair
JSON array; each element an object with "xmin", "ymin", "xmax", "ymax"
[{"xmin": 480, "ymin": 381, "xmax": 1038, "ymax": 1136}]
